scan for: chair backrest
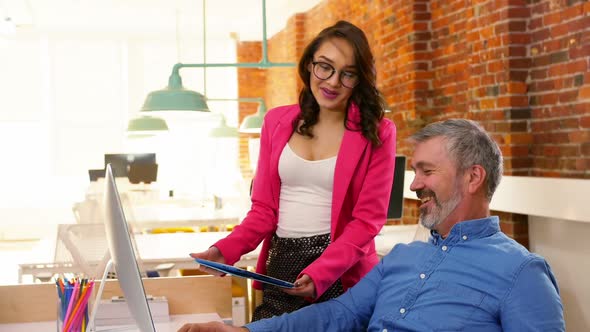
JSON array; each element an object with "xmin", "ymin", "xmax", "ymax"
[
  {"xmin": 54, "ymin": 223, "xmax": 110, "ymax": 277},
  {"xmin": 54, "ymin": 223, "xmax": 147, "ymax": 278},
  {"xmin": 72, "ymin": 198, "xmax": 103, "ymax": 224}
]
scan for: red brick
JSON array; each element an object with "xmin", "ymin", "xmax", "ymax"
[
  {"xmin": 566, "ymin": 58, "xmax": 590, "ymax": 74},
  {"xmin": 507, "ymin": 133, "xmax": 534, "ymax": 144},
  {"xmin": 569, "ymin": 131, "xmax": 590, "ymax": 143},
  {"xmin": 574, "ymin": 103, "xmax": 589, "ymax": 115},
  {"xmin": 530, "ymin": 68, "xmax": 548, "ymax": 80},
  {"xmin": 560, "ymin": 146, "xmax": 581, "ymax": 157},
  {"xmin": 539, "ymin": 93, "xmax": 560, "ymax": 105},
  {"xmin": 479, "ymin": 98, "xmax": 496, "ymax": 110},
  {"xmin": 498, "ymin": 95, "xmax": 529, "ymax": 108},
  {"xmin": 510, "ymin": 145, "xmax": 531, "ymax": 157},
  {"xmin": 544, "ymin": 12, "xmax": 562, "ymax": 26},
  {"xmin": 575, "ymin": 158, "xmax": 590, "ymax": 171},
  {"xmin": 500, "ymin": 219, "xmax": 529, "ymax": 235},
  {"xmin": 580, "ymin": 86, "xmax": 590, "ymax": 99},
  {"xmin": 559, "ymin": 90, "xmax": 579, "ymax": 103}
]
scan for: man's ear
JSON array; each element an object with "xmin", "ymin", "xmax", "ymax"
[{"xmin": 467, "ymin": 165, "xmax": 486, "ymax": 195}]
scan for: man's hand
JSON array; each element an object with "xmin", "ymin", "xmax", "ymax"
[
  {"xmin": 282, "ymin": 274, "xmax": 316, "ymax": 298},
  {"xmin": 177, "ymin": 322, "xmax": 248, "ymax": 332}
]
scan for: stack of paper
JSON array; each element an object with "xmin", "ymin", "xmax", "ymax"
[{"xmin": 94, "ymin": 296, "xmax": 169, "ymax": 326}]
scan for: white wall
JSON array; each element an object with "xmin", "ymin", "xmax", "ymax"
[
  {"xmin": 0, "ymin": 26, "xmax": 241, "ymax": 239},
  {"xmin": 529, "ymin": 217, "xmax": 590, "ymax": 332}
]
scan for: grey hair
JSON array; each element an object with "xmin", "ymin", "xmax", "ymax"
[{"xmin": 409, "ymin": 119, "xmax": 503, "ymax": 201}]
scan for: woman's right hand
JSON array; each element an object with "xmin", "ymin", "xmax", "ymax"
[{"xmin": 190, "ymin": 246, "xmax": 227, "ymax": 276}]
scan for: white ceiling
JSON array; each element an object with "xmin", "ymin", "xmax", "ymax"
[{"xmin": 0, "ymin": 0, "xmax": 322, "ymax": 40}]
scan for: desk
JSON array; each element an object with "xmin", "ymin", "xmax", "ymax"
[
  {"xmin": 18, "ymin": 225, "xmax": 419, "ymax": 283},
  {"xmin": 18, "ymin": 231, "xmax": 260, "ymax": 282},
  {"xmin": 136, "ymin": 224, "xmax": 420, "ymax": 268},
  {"xmin": 129, "ymin": 204, "xmax": 242, "ymax": 232},
  {"xmin": 0, "ymin": 276, "xmax": 231, "ymax": 327},
  {"xmin": 0, "ymin": 313, "xmax": 222, "ymax": 332},
  {"xmin": 13, "ymin": 225, "xmax": 419, "ymax": 326},
  {"xmin": 135, "ymin": 231, "xmax": 260, "ymax": 270},
  {"xmin": 74, "ymin": 193, "xmax": 245, "ymax": 231}
]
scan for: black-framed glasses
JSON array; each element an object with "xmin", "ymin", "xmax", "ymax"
[{"xmin": 311, "ymin": 61, "xmax": 359, "ymax": 89}]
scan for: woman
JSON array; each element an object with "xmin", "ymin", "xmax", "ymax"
[{"xmin": 191, "ymin": 20, "xmax": 396, "ymax": 321}]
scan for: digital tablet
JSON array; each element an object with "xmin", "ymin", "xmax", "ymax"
[{"xmin": 194, "ymin": 258, "xmax": 295, "ymax": 289}]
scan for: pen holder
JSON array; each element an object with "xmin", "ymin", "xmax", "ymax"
[
  {"xmin": 57, "ymin": 282, "xmax": 91, "ymax": 332},
  {"xmin": 57, "ymin": 297, "xmax": 63, "ymax": 332}
]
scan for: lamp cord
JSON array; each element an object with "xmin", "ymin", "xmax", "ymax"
[
  {"xmin": 175, "ymin": 8, "xmax": 181, "ymax": 63},
  {"xmin": 202, "ymin": 0, "xmax": 207, "ymax": 97}
]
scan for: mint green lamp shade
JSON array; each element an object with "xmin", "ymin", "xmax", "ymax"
[
  {"xmin": 127, "ymin": 116, "xmax": 169, "ymax": 132},
  {"xmin": 239, "ymin": 103, "xmax": 267, "ymax": 134},
  {"xmin": 141, "ymin": 71, "xmax": 210, "ymax": 112},
  {"xmin": 210, "ymin": 115, "xmax": 238, "ymax": 137}
]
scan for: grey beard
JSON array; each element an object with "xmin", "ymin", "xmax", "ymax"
[{"xmin": 419, "ymin": 191, "xmax": 462, "ymax": 230}]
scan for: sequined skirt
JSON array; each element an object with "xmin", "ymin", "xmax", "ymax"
[{"xmin": 251, "ymin": 233, "xmax": 344, "ymax": 321}]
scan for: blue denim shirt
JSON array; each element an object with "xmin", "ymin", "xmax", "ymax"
[{"xmin": 246, "ymin": 216, "xmax": 564, "ymax": 331}]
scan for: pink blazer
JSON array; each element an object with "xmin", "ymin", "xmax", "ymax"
[{"xmin": 214, "ymin": 103, "xmax": 397, "ymax": 299}]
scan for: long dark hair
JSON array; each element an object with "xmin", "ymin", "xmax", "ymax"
[{"xmin": 296, "ymin": 20, "xmax": 386, "ymax": 146}]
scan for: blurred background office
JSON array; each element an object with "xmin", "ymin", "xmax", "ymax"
[
  {"xmin": 0, "ymin": 0, "xmax": 588, "ymax": 330},
  {"xmin": 0, "ymin": 0, "xmax": 319, "ymax": 237}
]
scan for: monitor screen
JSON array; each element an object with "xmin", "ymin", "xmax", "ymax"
[
  {"xmin": 128, "ymin": 163, "xmax": 158, "ymax": 184},
  {"xmin": 103, "ymin": 163, "xmax": 156, "ymax": 332},
  {"xmin": 387, "ymin": 155, "xmax": 406, "ymax": 220},
  {"xmin": 104, "ymin": 153, "xmax": 156, "ymax": 178}
]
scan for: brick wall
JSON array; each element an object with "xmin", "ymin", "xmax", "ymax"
[
  {"xmin": 265, "ymin": 14, "xmax": 303, "ymax": 108},
  {"xmin": 236, "ymin": 0, "xmax": 589, "ymax": 245},
  {"xmin": 528, "ymin": 0, "xmax": 590, "ymax": 177},
  {"xmin": 237, "ymin": 41, "xmax": 266, "ymax": 179},
  {"xmin": 236, "ymin": 15, "xmax": 303, "ymax": 180}
]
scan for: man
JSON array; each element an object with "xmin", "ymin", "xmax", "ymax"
[{"xmin": 179, "ymin": 119, "xmax": 565, "ymax": 332}]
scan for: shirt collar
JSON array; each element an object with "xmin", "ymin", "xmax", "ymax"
[{"xmin": 429, "ymin": 216, "xmax": 500, "ymax": 244}]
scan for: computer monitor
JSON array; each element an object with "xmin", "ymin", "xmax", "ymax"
[
  {"xmin": 387, "ymin": 155, "xmax": 406, "ymax": 220},
  {"xmin": 104, "ymin": 153, "xmax": 157, "ymax": 178},
  {"xmin": 128, "ymin": 163, "xmax": 158, "ymax": 184},
  {"xmin": 88, "ymin": 169, "xmax": 105, "ymax": 182},
  {"xmin": 102, "ymin": 163, "xmax": 156, "ymax": 332}
]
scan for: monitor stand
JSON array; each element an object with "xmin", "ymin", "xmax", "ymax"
[{"xmin": 87, "ymin": 259, "xmax": 114, "ymax": 332}]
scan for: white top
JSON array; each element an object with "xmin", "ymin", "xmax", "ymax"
[{"xmin": 276, "ymin": 144, "xmax": 337, "ymax": 238}]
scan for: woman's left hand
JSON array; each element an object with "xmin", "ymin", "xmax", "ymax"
[{"xmin": 282, "ymin": 274, "xmax": 316, "ymax": 298}]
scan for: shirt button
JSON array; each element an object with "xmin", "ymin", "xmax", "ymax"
[
  {"xmin": 442, "ymin": 245, "xmax": 448, "ymax": 251},
  {"xmin": 462, "ymin": 235, "xmax": 468, "ymax": 240},
  {"xmin": 400, "ymin": 308, "xmax": 406, "ymax": 314},
  {"xmin": 420, "ymin": 273, "xmax": 426, "ymax": 279}
]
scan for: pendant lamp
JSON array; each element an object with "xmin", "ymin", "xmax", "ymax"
[
  {"xmin": 127, "ymin": 115, "xmax": 169, "ymax": 132},
  {"xmin": 210, "ymin": 114, "xmax": 238, "ymax": 137},
  {"xmin": 126, "ymin": 115, "xmax": 169, "ymax": 138},
  {"xmin": 239, "ymin": 102, "xmax": 267, "ymax": 134},
  {"xmin": 141, "ymin": 70, "xmax": 210, "ymax": 112}
]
